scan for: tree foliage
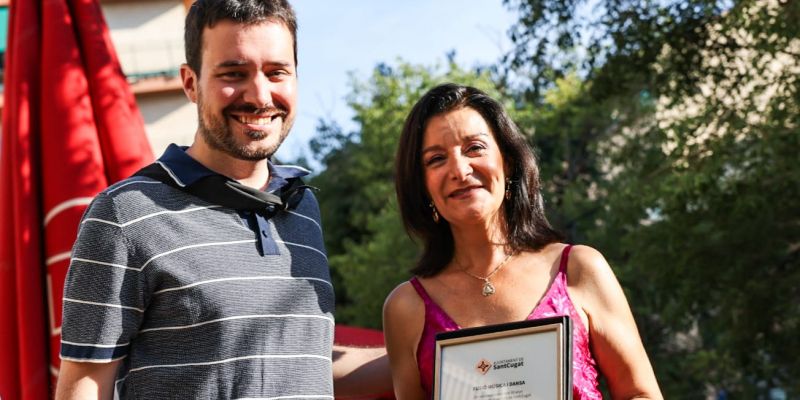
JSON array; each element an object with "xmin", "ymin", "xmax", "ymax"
[{"xmin": 504, "ymin": 0, "xmax": 800, "ymax": 396}]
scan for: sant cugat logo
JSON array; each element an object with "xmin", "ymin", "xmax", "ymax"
[{"xmin": 474, "ymin": 357, "xmax": 525, "ymax": 375}]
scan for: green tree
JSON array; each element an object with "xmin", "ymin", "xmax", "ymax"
[
  {"xmin": 511, "ymin": 72, "xmax": 627, "ymax": 244},
  {"xmin": 309, "ymin": 60, "xmax": 506, "ymax": 328},
  {"xmin": 504, "ymin": 0, "xmax": 800, "ymax": 396}
]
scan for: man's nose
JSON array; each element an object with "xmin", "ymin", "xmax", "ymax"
[{"xmin": 243, "ymin": 73, "xmax": 272, "ymax": 108}]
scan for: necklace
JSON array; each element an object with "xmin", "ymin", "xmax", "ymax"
[{"xmin": 457, "ymin": 252, "xmax": 515, "ymax": 297}]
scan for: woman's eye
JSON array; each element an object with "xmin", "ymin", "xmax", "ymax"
[
  {"xmin": 424, "ymin": 156, "xmax": 444, "ymax": 166},
  {"xmin": 467, "ymin": 144, "xmax": 487, "ymax": 153}
]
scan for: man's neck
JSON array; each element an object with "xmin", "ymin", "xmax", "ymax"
[{"xmin": 185, "ymin": 140, "xmax": 270, "ymax": 190}]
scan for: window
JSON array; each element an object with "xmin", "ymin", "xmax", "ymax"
[{"xmin": 0, "ymin": 6, "xmax": 8, "ymax": 84}]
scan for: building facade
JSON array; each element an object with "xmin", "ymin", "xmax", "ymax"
[{"xmin": 0, "ymin": 0, "xmax": 197, "ymax": 156}]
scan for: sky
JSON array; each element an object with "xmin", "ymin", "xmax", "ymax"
[{"xmin": 274, "ymin": 1, "xmax": 519, "ymax": 165}]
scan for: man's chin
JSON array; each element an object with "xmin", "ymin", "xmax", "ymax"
[
  {"xmin": 219, "ymin": 120, "xmax": 291, "ymax": 160},
  {"xmin": 227, "ymin": 145, "xmax": 276, "ymax": 161},
  {"xmin": 232, "ymin": 136, "xmax": 285, "ymax": 161},
  {"xmin": 242, "ymin": 127, "xmax": 270, "ymax": 141}
]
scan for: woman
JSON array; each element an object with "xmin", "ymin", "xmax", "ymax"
[{"xmin": 384, "ymin": 83, "xmax": 662, "ymax": 399}]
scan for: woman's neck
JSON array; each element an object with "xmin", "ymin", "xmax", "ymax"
[{"xmin": 449, "ymin": 220, "xmax": 510, "ymax": 276}]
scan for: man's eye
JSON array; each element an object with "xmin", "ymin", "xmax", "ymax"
[
  {"xmin": 220, "ymin": 71, "xmax": 245, "ymax": 79},
  {"xmin": 267, "ymin": 70, "xmax": 291, "ymax": 80}
]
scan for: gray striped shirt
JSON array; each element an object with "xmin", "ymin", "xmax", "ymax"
[{"xmin": 61, "ymin": 152, "xmax": 334, "ymax": 399}]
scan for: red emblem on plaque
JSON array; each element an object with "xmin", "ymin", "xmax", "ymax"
[{"xmin": 475, "ymin": 358, "xmax": 492, "ymax": 375}]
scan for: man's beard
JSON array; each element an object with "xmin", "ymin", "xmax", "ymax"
[{"xmin": 196, "ymin": 97, "xmax": 293, "ymax": 161}]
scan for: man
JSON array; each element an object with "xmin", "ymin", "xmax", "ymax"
[{"xmin": 55, "ymin": 1, "xmax": 390, "ymax": 398}]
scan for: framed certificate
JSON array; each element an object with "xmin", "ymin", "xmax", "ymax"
[{"xmin": 433, "ymin": 316, "xmax": 572, "ymax": 400}]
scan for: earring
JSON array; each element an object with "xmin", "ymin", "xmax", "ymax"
[
  {"xmin": 505, "ymin": 178, "xmax": 512, "ymax": 201},
  {"xmin": 429, "ymin": 202, "xmax": 440, "ymax": 223}
]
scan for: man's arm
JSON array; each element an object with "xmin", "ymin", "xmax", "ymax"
[
  {"xmin": 55, "ymin": 359, "xmax": 121, "ymax": 400},
  {"xmin": 332, "ymin": 345, "xmax": 392, "ymax": 397}
]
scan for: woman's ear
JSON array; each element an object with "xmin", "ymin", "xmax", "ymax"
[{"xmin": 504, "ymin": 165, "xmax": 513, "ymax": 181}]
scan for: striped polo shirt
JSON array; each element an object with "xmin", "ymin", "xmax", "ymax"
[{"xmin": 61, "ymin": 145, "xmax": 335, "ymax": 399}]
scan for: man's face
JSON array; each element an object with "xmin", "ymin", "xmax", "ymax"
[{"xmin": 183, "ymin": 19, "xmax": 297, "ymax": 161}]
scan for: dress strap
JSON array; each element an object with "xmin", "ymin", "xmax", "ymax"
[
  {"xmin": 409, "ymin": 277, "xmax": 432, "ymax": 304},
  {"xmin": 559, "ymin": 244, "xmax": 573, "ymax": 274}
]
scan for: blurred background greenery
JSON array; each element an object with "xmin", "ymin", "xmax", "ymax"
[{"xmin": 291, "ymin": 1, "xmax": 798, "ymax": 397}]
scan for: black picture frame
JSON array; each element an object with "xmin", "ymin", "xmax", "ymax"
[{"xmin": 433, "ymin": 315, "xmax": 573, "ymax": 400}]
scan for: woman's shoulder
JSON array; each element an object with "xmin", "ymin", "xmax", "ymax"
[
  {"xmin": 565, "ymin": 244, "xmax": 615, "ymax": 281},
  {"xmin": 564, "ymin": 244, "xmax": 628, "ymax": 313},
  {"xmin": 383, "ymin": 279, "xmax": 427, "ymax": 352},
  {"xmin": 383, "ymin": 279, "xmax": 425, "ymax": 318}
]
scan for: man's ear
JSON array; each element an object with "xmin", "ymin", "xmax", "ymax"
[{"xmin": 180, "ymin": 63, "xmax": 199, "ymax": 103}]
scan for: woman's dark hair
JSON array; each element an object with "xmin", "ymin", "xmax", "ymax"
[
  {"xmin": 184, "ymin": 0, "xmax": 297, "ymax": 75},
  {"xmin": 395, "ymin": 83, "xmax": 563, "ymax": 277}
]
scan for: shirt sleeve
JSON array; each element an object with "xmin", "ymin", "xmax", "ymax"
[{"xmin": 60, "ymin": 193, "xmax": 146, "ymax": 362}]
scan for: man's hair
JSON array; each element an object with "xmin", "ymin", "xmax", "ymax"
[
  {"xmin": 184, "ymin": 0, "xmax": 297, "ymax": 75},
  {"xmin": 395, "ymin": 83, "xmax": 563, "ymax": 277}
]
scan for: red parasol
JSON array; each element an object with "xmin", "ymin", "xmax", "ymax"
[{"xmin": 0, "ymin": 0, "xmax": 153, "ymax": 397}]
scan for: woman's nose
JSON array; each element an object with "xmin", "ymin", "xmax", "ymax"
[{"xmin": 449, "ymin": 154, "xmax": 472, "ymax": 181}]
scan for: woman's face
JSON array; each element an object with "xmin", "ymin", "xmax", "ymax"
[{"xmin": 421, "ymin": 107, "xmax": 507, "ymax": 228}]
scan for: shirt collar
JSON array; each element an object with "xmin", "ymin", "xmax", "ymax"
[
  {"xmin": 266, "ymin": 163, "xmax": 311, "ymax": 192},
  {"xmin": 157, "ymin": 143, "xmax": 311, "ymax": 192}
]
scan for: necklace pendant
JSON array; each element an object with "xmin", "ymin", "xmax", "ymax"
[{"xmin": 482, "ymin": 280, "xmax": 495, "ymax": 297}]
